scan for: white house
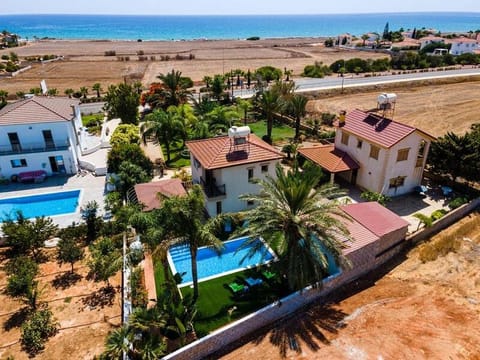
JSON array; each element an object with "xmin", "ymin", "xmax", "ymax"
[
  {"xmin": 448, "ymin": 36, "xmax": 479, "ymax": 55},
  {"xmin": 186, "ymin": 126, "xmax": 284, "ymax": 216},
  {"xmin": 298, "ymin": 109, "xmax": 435, "ymax": 197},
  {"xmin": 0, "ymin": 96, "xmax": 84, "ymax": 179},
  {"xmin": 419, "ymin": 35, "xmax": 445, "ymax": 50}
]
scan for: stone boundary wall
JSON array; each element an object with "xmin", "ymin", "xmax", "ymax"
[{"xmin": 163, "ymin": 198, "xmax": 479, "ymax": 360}]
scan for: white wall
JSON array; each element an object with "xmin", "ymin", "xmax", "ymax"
[
  {"xmin": 190, "ymin": 158, "xmax": 280, "ymax": 216},
  {"xmin": 335, "ymin": 129, "xmax": 431, "ymax": 196},
  {"xmin": 0, "ymin": 121, "xmax": 80, "ymax": 178},
  {"xmin": 450, "ymin": 41, "xmax": 479, "ymax": 55}
]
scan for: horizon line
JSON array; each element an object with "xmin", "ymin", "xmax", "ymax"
[{"xmin": 2, "ymin": 11, "xmax": 480, "ymax": 16}]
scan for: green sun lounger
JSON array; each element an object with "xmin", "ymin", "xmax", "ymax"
[
  {"xmin": 262, "ymin": 270, "xmax": 276, "ymax": 280},
  {"xmin": 228, "ymin": 282, "xmax": 248, "ymax": 294}
]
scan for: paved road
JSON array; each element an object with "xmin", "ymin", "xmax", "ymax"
[
  {"xmin": 233, "ymin": 67, "xmax": 480, "ymax": 98},
  {"xmin": 79, "ymin": 101, "xmax": 105, "ymax": 114}
]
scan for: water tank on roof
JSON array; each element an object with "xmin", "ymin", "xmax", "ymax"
[
  {"xmin": 228, "ymin": 126, "xmax": 251, "ymax": 138},
  {"xmin": 377, "ymin": 93, "xmax": 397, "ymax": 105}
]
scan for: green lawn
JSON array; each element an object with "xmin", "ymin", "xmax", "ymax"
[
  {"xmin": 82, "ymin": 112, "xmax": 103, "ymax": 127},
  {"xmin": 161, "ymin": 141, "xmax": 191, "ymax": 169},
  {"xmin": 244, "ymin": 120, "xmax": 295, "ymax": 144},
  {"xmin": 180, "ymin": 267, "xmax": 288, "ymax": 337}
]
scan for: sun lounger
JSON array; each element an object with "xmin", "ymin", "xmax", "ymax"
[
  {"xmin": 245, "ymin": 277, "xmax": 263, "ymax": 287},
  {"xmin": 262, "ymin": 270, "xmax": 276, "ymax": 280},
  {"xmin": 228, "ymin": 282, "xmax": 248, "ymax": 294}
]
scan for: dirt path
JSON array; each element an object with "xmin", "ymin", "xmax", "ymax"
[{"xmin": 218, "ymin": 213, "xmax": 480, "ymax": 359}]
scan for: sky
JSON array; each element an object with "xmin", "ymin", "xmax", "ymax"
[{"xmin": 2, "ymin": 0, "xmax": 480, "ymax": 15}]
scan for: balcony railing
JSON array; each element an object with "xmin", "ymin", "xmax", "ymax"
[
  {"xmin": 200, "ymin": 177, "xmax": 226, "ymax": 198},
  {"xmin": 0, "ymin": 140, "xmax": 70, "ymax": 155}
]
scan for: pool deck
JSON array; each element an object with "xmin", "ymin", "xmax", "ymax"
[{"xmin": 0, "ymin": 173, "xmax": 107, "ymax": 228}]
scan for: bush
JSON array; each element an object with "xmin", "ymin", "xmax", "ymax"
[
  {"xmin": 448, "ymin": 196, "xmax": 468, "ymax": 210},
  {"xmin": 360, "ymin": 190, "xmax": 390, "ymax": 206},
  {"xmin": 418, "ymin": 235, "xmax": 461, "ymax": 263},
  {"xmin": 21, "ymin": 308, "xmax": 59, "ymax": 356},
  {"xmin": 431, "ymin": 209, "xmax": 448, "ymax": 221},
  {"xmin": 104, "ymin": 50, "xmax": 116, "ymax": 56},
  {"xmin": 246, "ymin": 36, "xmax": 260, "ymax": 41}
]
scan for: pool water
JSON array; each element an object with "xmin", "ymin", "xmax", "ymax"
[
  {"xmin": 168, "ymin": 237, "xmax": 275, "ymax": 285},
  {"xmin": 0, "ymin": 190, "xmax": 81, "ymax": 221}
]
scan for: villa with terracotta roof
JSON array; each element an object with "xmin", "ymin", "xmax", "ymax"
[
  {"xmin": 0, "ymin": 96, "xmax": 85, "ymax": 179},
  {"xmin": 448, "ymin": 36, "xmax": 479, "ymax": 55},
  {"xmin": 132, "ymin": 179, "xmax": 186, "ymax": 212},
  {"xmin": 186, "ymin": 126, "xmax": 284, "ymax": 216},
  {"xmin": 299, "ymin": 109, "xmax": 435, "ymax": 197}
]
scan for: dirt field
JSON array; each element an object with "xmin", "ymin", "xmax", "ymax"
[
  {"xmin": 219, "ymin": 213, "xmax": 480, "ymax": 360},
  {"xmin": 0, "ymin": 248, "xmax": 121, "ymax": 360},
  {"xmin": 307, "ymin": 78, "xmax": 480, "ymax": 137},
  {"xmin": 0, "ymin": 38, "xmax": 386, "ymax": 93}
]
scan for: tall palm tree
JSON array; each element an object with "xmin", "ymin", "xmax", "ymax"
[
  {"xmin": 237, "ymin": 164, "xmax": 351, "ymax": 291},
  {"xmin": 157, "ymin": 185, "xmax": 224, "ymax": 302},
  {"xmin": 92, "ymin": 82, "xmax": 102, "ymax": 98},
  {"xmin": 236, "ymin": 98, "xmax": 252, "ymax": 125},
  {"xmin": 141, "ymin": 109, "xmax": 182, "ymax": 163},
  {"xmin": 103, "ymin": 325, "xmax": 132, "ymax": 359},
  {"xmin": 289, "ymin": 94, "xmax": 308, "ymax": 139},
  {"xmin": 64, "ymin": 88, "xmax": 74, "ymax": 98},
  {"xmin": 257, "ymin": 89, "xmax": 281, "ymax": 143},
  {"xmin": 204, "ymin": 105, "xmax": 239, "ymax": 134},
  {"xmin": 167, "ymin": 104, "xmax": 197, "ymax": 148},
  {"xmin": 156, "ymin": 69, "xmax": 192, "ymax": 109}
]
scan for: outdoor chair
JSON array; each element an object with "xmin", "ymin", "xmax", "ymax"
[
  {"xmin": 228, "ymin": 281, "xmax": 249, "ymax": 294},
  {"xmin": 245, "ymin": 277, "xmax": 263, "ymax": 287},
  {"xmin": 262, "ymin": 270, "xmax": 276, "ymax": 280}
]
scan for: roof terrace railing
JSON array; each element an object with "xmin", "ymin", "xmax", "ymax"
[
  {"xmin": 200, "ymin": 176, "xmax": 226, "ymax": 198},
  {"xmin": 0, "ymin": 140, "xmax": 70, "ymax": 155}
]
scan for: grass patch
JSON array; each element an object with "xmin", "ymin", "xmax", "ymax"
[
  {"xmin": 82, "ymin": 113, "xmax": 103, "ymax": 127},
  {"xmin": 181, "ymin": 267, "xmax": 288, "ymax": 337},
  {"xmin": 246, "ymin": 120, "xmax": 295, "ymax": 144},
  {"xmin": 153, "ymin": 257, "xmax": 172, "ymax": 299},
  {"xmin": 161, "ymin": 141, "xmax": 191, "ymax": 169}
]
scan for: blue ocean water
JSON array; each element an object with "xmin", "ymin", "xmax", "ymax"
[{"xmin": 1, "ymin": 13, "xmax": 480, "ymax": 41}]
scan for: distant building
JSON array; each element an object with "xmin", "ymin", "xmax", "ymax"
[
  {"xmin": 186, "ymin": 126, "xmax": 284, "ymax": 216},
  {"xmin": 448, "ymin": 36, "xmax": 479, "ymax": 55},
  {"xmin": 419, "ymin": 35, "xmax": 445, "ymax": 50},
  {"xmin": 0, "ymin": 96, "xmax": 84, "ymax": 179},
  {"xmin": 298, "ymin": 109, "xmax": 435, "ymax": 197}
]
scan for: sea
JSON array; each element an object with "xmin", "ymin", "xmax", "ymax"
[{"xmin": 1, "ymin": 13, "xmax": 480, "ymax": 41}]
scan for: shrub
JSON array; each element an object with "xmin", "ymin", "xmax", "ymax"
[
  {"xmin": 360, "ymin": 190, "xmax": 390, "ymax": 206},
  {"xmin": 448, "ymin": 197, "xmax": 468, "ymax": 210},
  {"xmin": 137, "ymin": 50, "xmax": 144, "ymax": 55},
  {"xmin": 21, "ymin": 308, "xmax": 59, "ymax": 356},
  {"xmin": 104, "ymin": 50, "xmax": 116, "ymax": 56},
  {"xmin": 321, "ymin": 112, "xmax": 336, "ymax": 126},
  {"xmin": 418, "ymin": 235, "xmax": 461, "ymax": 263},
  {"xmin": 431, "ymin": 209, "xmax": 448, "ymax": 221},
  {"xmin": 246, "ymin": 36, "xmax": 260, "ymax": 41}
]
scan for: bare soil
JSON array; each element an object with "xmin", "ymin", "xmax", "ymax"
[
  {"xmin": 307, "ymin": 78, "xmax": 480, "ymax": 137},
  {"xmin": 0, "ymin": 38, "xmax": 386, "ymax": 94},
  {"xmin": 219, "ymin": 213, "xmax": 480, "ymax": 359},
  {"xmin": 0, "ymin": 248, "xmax": 121, "ymax": 360}
]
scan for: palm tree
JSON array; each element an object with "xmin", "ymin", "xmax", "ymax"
[
  {"xmin": 167, "ymin": 104, "xmax": 197, "ymax": 148},
  {"xmin": 204, "ymin": 105, "xmax": 239, "ymax": 134},
  {"xmin": 361, "ymin": 34, "xmax": 369, "ymax": 46},
  {"xmin": 237, "ymin": 164, "xmax": 351, "ymax": 291},
  {"xmin": 79, "ymin": 86, "xmax": 89, "ymax": 99},
  {"xmin": 236, "ymin": 98, "xmax": 252, "ymax": 125},
  {"xmin": 0, "ymin": 90, "xmax": 8, "ymax": 103},
  {"xmin": 257, "ymin": 89, "xmax": 281, "ymax": 143},
  {"xmin": 156, "ymin": 69, "xmax": 192, "ymax": 109},
  {"xmin": 92, "ymin": 82, "xmax": 102, "ymax": 98},
  {"xmin": 47, "ymin": 88, "xmax": 58, "ymax": 96},
  {"xmin": 289, "ymin": 94, "xmax": 308, "ymax": 139},
  {"xmin": 141, "ymin": 109, "xmax": 181, "ymax": 163},
  {"xmin": 103, "ymin": 325, "xmax": 132, "ymax": 359},
  {"xmin": 64, "ymin": 88, "xmax": 74, "ymax": 98},
  {"xmin": 157, "ymin": 185, "xmax": 224, "ymax": 302}
]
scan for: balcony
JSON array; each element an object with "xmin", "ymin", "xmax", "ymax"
[
  {"xmin": 200, "ymin": 177, "xmax": 226, "ymax": 198},
  {"xmin": 0, "ymin": 140, "xmax": 70, "ymax": 155}
]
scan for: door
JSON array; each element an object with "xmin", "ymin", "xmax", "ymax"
[
  {"xmin": 49, "ymin": 156, "xmax": 59, "ymax": 172},
  {"xmin": 43, "ymin": 130, "xmax": 55, "ymax": 149},
  {"xmin": 8, "ymin": 132, "xmax": 21, "ymax": 152}
]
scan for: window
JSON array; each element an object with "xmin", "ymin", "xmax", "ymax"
[
  {"xmin": 416, "ymin": 141, "xmax": 426, "ymax": 167},
  {"xmin": 248, "ymin": 168, "xmax": 254, "ymax": 182},
  {"xmin": 369, "ymin": 145, "xmax": 380, "ymax": 160},
  {"xmin": 8, "ymin": 132, "xmax": 21, "ymax": 152},
  {"xmin": 193, "ymin": 157, "xmax": 201, "ymax": 170},
  {"xmin": 341, "ymin": 132, "xmax": 349, "ymax": 145},
  {"xmin": 261, "ymin": 164, "xmax": 268, "ymax": 173},
  {"xmin": 397, "ymin": 148, "xmax": 409, "ymax": 162},
  {"xmin": 389, "ymin": 176, "xmax": 406, "ymax": 189},
  {"xmin": 357, "ymin": 139, "xmax": 363, "ymax": 149},
  {"xmin": 11, "ymin": 159, "xmax": 27, "ymax": 168},
  {"xmin": 216, "ymin": 201, "xmax": 222, "ymax": 215}
]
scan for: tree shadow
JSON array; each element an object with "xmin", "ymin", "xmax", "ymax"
[
  {"xmin": 51, "ymin": 272, "xmax": 82, "ymax": 290},
  {"xmin": 3, "ymin": 307, "xmax": 30, "ymax": 331},
  {"xmin": 81, "ymin": 285, "xmax": 116, "ymax": 309}
]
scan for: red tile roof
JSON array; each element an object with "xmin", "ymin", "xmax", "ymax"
[
  {"xmin": 134, "ymin": 179, "xmax": 186, "ymax": 211},
  {"xmin": 0, "ymin": 96, "xmax": 79, "ymax": 126},
  {"xmin": 298, "ymin": 144, "xmax": 359, "ymax": 173},
  {"xmin": 186, "ymin": 133, "xmax": 284, "ymax": 170},
  {"xmin": 339, "ymin": 212, "xmax": 379, "ymax": 255},
  {"xmin": 339, "ymin": 109, "xmax": 435, "ymax": 148},
  {"xmin": 341, "ymin": 202, "xmax": 409, "ymax": 238}
]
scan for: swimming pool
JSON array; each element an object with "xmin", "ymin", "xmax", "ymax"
[
  {"xmin": 168, "ymin": 237, "xmax": 276, "ymax": 286},
  {"xmin": 0, "ymin": 190, "xmax": 82, "ymax": 221}
]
